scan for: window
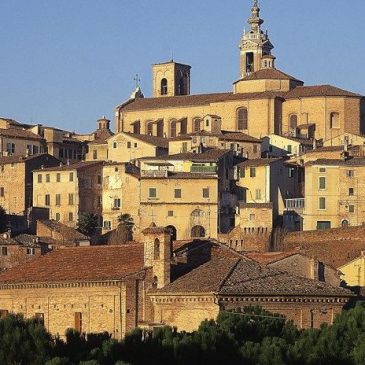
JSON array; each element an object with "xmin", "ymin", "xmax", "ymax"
[
  {"xmin": 0, "ymin": 187, "xmax": 4, "ymax": 197},
  {"xmin": 98, "ymin": 196, "xmax": 102, "ymax": 207},
  {"xmin": 154, "ymin": 239, "xmax": 160, "ymax": 260},
  {"xmin": 69, "ymin": 173, "xmax": 74, "ymax": 182},
  {"xmin": 319, "ymin": 167, "xmax": 326, "ymax": 173},
  {"xmin": 170, "ymin": 121, "xmax": 177, "ymax": 138},
  {"xmin": 193, "ymin": 118, "xmax": 201, "ymax": 132},
  {"xmin": 113, "ymin": 142, "xmax": 117, "ymax": 149},
  {"xmin": 149, "ymin": 188, "xmax": 157, "ymax": 199},
  {"xmin": 27, "ymin": 248, "xmax": 35, "ymax": 256},
  {"xmin": 342, "ymin": 219, "xmax": 349, "ymax": 227},
  {"xmin": 161, "ymin": 78, "xmax": 168, "ymax": 95},
  {"xmin": 349, "ymin": 205, "xmax": 355, "ymax": 213},
  {"xmin": 317, "ymin": 221, "xmax": 331, "ymax": 230},
  {"xmin": 1, "ymin": 247, "xmax": 7, "ymax": 256},
  {"xmin": 147, "ymin": 122, "xmax": 153, "ymax": 136},
  {"xmin": 319, "ymin": 197, "xmax": 326, "ymax": 210},
  {"xmin": 250, "ymin": 167, "xmax": 256, "ymax": 177},
  {"xmin": 59, "ymin": 148, "xmax": 64, "ymax": 158},
  {"xmin": 113, "ymin": 198, "xmax": 121, "ymax": 209},
  {"xmin": 287, "ymin": 145, "xmax": 292, "ymax": 154},
  {"xmin": 38, "ymin": 174, "xmax": 42, "ymax": 183},
  {"xmin": 55, "ymin": 213, "xmax": 60, "ymax": 221},
  {"xmin": 68, "ymin": 193, "xmax": 74, "ymax": 205},
  {"xmin": 27, "ymin": 144, "xmax": 32, "ymax": 154},
  {"xmin": 240, "ymin": 168, "xmax": 245, "ymax": 178},
  {"xmin": 168, "ymin": 210, "xmax": 174, "ymax": 217},
  {"xmin": 33, "ymin": 146, "xmax": 39, "ymax": 154},
  {"xmin": 237, "ymin": 108, "xmax": 248, "ymax": 130},
  {"xmin": 330, "ymin": 112, "xmax": 340, "ymax": 129},
  {"xmin": 56, "ymin": 194, "xmax": 61, "ymax": 206},
  {"xmin": 45, "ymin": 194, "xmax": 50, "ymax": 206},
  {"xmin": 56, "ymin": 173, "xmax": 61, "ymax": 182},
  {"xmin": 134, "ymin": 143, "xmax": 137, "ymax": 147},
  {"xmin": 253, "ymin": 144, "xmax": 258, "ymax": 154},
  {"xmin": 349, "ymin": 188, "xmax": 354, "ymax": 196},
  {"xmin": 182, "ymin": 142, "xmax": 188, "ymax": 153},
  {"xmin": 289, "ymin": 114, "xmax": 298, "ymax": 130},
  {"xmin": 127, "ymin": 141, "xmax": 131, "ymax": 149},
  {"xmin": 249, "ymin": 214, "xmax": 256, "ymax": 221},
  {"xmin": 202, "ymin": 188, "xmax": 210, "ymax": 198},
  {"xmin": 174, "ymin": 189, "xmax": 182, "ymax": 199},
  {"xmin": 319, "ymin": 177, "xmax": 326, "ymax": 190},
  {"xmin": 68, "ymin": 212, "xmax": 74, "ymax": 222},
  {"xmin": 6, "ymin": 143, "xmax": 15, "ymax": 154},
  {"xmin": 104, "ymin": 221, "xmax": 111, "ymax": 230},
  {"xmin": 93, "ymin": 150, "xmax": 97, "ymax": 160},
  {"xmin": 255, "ymin": 189, "xmax": 261, "ymax": 200},
  {"xmin": 205, "ymin": 119, "xmax": 209, "ymax": 127},
  {"xmin": 347, "ymin": 170, "xmax": 355, "ymax": 178},
  {"xmin": 288, "ymin": 168, "xmax": 295, "ymax": 178},
  {"xmin": 46, "ymin": 174, "xmax": 50, "ymax": 183},
  {"xmin": 75, "ymin": 312, "xmax": 82, "ymax": 333},
  {"xmin": 97, "ymin": 175, "xmax": 102, "ymax": 185}
]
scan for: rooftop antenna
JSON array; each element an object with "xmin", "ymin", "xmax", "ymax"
[{"xmin": 133, "ymin": 74, "xmax": 141, "ymax": 88}]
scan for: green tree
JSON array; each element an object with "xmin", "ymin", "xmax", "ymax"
[{"xmin": 77, "ymin": 213, "xmax": 99, "ymax": 236}]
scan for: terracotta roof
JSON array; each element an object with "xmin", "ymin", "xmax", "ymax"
[
  {"xmin": 157, "ymin": 256, "xmax": 351, "ymax": 297},
  {"xmin": 34, "ymin": 160, "xmax": 102, "ymax": 172},
  {"xmin": 140, "ymin": 172, "xmax": 218, "ymax": 180},
  {"xmin": 244, "ymin": 251, "xmax": 299, "ymax": 265},
  {"xmin": 237, "ymin": 157, "xmax": 282, "ymax": 167},
  {"xmin": 238, "ymin": 68, "xmax": 302, "ymax": 83},
  {"xmin": 88, "ymin": 129, "xmax": 114, "ymax": 145},
  {"xmin": 0, "ymin": 245, "xmax": 145, "ymax": 284},
  {"xmin": 285, "ymin": 85, "xmax": 361, "ymax": 98},
  {"xmin": 142, "ymin": 222, "xmax": 170, "ymax": 235},
  {"xmin": 170, "ymin": 130, "xmax": 261, "ymax": 143},
  {"xmin": 123, "ymin": 132, "xmax": 169, "ymax": 149},
  {"xmin": 240, "ymin": 203, "xmax": 273, "ymax": 209},
  {"xmin": 283, "ymin": 136, "xmax": 314, "ymax": 146},
  {"xmin": 306, "ymin": 158, "xmax": 365, "ymax": 167},
  {"xmin": 119, "ymin": 91, "xmax": 284, "ymax": 112},
  {"xmin": 39, "ymin": 220, "xmax": 89, "ymax": 241},
  {"xmin": 140, "ymin": 149, "xmax": 230, "ymax": 163},
  {"xmin": 0, "ymin": 128, "xmax": 44, "ymax": 141},
  {"xmin": 0, "ymin": 153, "xmax": 56, "ymax": 166}
]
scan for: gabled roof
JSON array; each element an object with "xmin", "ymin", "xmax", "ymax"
[
  {"xmin": 0, "ymin": 245, "xmax": 145, "ymax": 284},
  {"xmin": 237, "ymin": 157, "xmax": 282, "ymax": 167},
  {"xmin": 305, "ymin": 158, "xmax": 365, "ymax": 167},
  {"xmin": 118, "ymin": 91, "xmax": 285, "ymax": 111},
  {"xmin": 0, "ymin": 128, "xmax": 44, "ymax": 141},
  {"xmin": 34, "ymin": 160, "xmax": 102, "ymax": 172},
  {"xmin": 39, "ymin": 220, "xmax": 89, "ymax": 241},
  {"xmin": 122, "ymin": 132, "xmax": 169, "ymax": 149},
  {"xmin": 236, "ymin": 68, "xmax": 302, "ymax": 83},
  {"xmin": 156, "ymin": 255, "xmax": 352, "ymax": 297},
  {"xmin": 285, "ymin": 85, "xmax": 361, "ymax": 98},
  {"xmin": 0, "ymin": 153, "xmax": 58, "ymax": 166}
]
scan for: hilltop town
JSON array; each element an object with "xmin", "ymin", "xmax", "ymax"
[{"xmin": 0, "ymin": 0, "xmax": 364, "ymax": 340}]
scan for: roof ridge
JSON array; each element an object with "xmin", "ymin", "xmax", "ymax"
[{"xmin": 216, "ymin": 258, "xmax": 242, "ymax": 292}]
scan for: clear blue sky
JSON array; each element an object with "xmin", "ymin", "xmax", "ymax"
[{"xmin": 1, "ymin": 0, "xmax": 364, "ymax": 133}]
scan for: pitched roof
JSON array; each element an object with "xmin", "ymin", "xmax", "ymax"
[
  {"xmin": 123, "ymin": 132, "xmax": 169, "ymax": 149},
  {"xmin": 240, "ymin": 203, "xmax": 273, "ymax": 209},
  {"xmin": 157, "ymin": 256, "xmax": 351, "ymax": 297},
  {"xmin": 238, "ymin": 68, "xmax": 302, "ymax": 83},
  {"xmin": 306, "ymin": 158, "xmax": 365, "ymax": 167},
  {"xmin": 170, "ymin": 130, "xmax": 261, "ymax": 143},
  {"xmin": 244, "ymin": 251, "xmax": 299, "ymax": 265},
  {"xmin": 0, "ymin": 245, "xmax": 145, "ymax": 284},
  {"xmin": 119, "ymin": 91, "xmax": 284, "ymax": 112},
  {"xmin": 285, "ymin": 85, "xmax": 361, "ymax": 98},
  {"xmin": 88, "ymin": 128, "xmax": 115, "ymax": 145},
  {"xmin": 39, "ymin": 220, "xmax": 89, "ymax": 241},
  {"xmin": 0, "ymin": 153, "xmax": 56, "ymax": 166},
  {"xmin": 237, "ymin": 157, "xmax": 282, "ymax": 167},
  {"xmin": 141, "ymin": 172, "xmax": 218, "ymax": 180},
  {"xmin": 34, "ymin": 160, "xmax": 102, "ymax": 172},
  {"xmin": 0, "ymin": 128, "xmax": 44, "ymax": 141}
]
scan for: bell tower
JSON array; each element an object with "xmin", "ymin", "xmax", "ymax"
[
  {"xmin": 239, "ymin": 0, "xmax": 275, "ymax": 78},
  {"xmin": 152, "ymin": 61, "xmax": 191, "ymax": 98}
]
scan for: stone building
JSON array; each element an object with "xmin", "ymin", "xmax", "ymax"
[
  {"xmin": 0, "ymin": 154, "xmax": 60, "ymax": 215},
  {"xmin": 33, "ymin": 161, "xmax": 104, "ymax": 227},
  {"xmin": 114, "ymin": 2, "xmax": 365, "ymax": 141}
]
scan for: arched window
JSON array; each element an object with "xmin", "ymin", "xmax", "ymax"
[
  {"xmin": 341, "ymin": 219, "xmax": 349, "ymax": 227},
  {"xmin": 237, "ymin": 108, "xmax": 248, "ymax": 130},
  {"xmin": 170, "ymin": 120, "xmax": 177, "ymax": 138},
  {"xmin": 330, "ymin": 112, "xmax": 340, "ymax": 129},
  {"xmin": 193, "ymin": 118, "xmax": 202, "ymax": 133},
  {"xmin": 146, "ymin": 122, "xmax": 153, "ymax": 136},
  {"xmin": 152, "ymin": 276, "xmax": 158, "ymax": 289},
  {"xmin": 191, "ymin": 225, "xmax": 206, "ymax": 238},
  {"xmin": 161, "ymin": 78, "xmax": 168, "ymax": 95},
  {"xmin": 154, "ymin": 238, "xmax": 160, "ymax": 260},
  {"xmin": 289, "ymin": 114, "xmax": 298, "ymax": 130},
  {"xmin": 191, "ymin": 209, "xmax": 204, "ymax": 217},
  {"xmin": 156, "ymin": 120, "xmax": 164, "ymax": 137}
]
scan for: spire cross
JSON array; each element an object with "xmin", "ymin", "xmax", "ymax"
[
  {"xmin": 253, "ymin": 0, "xmax": 259, "ymax": 7},
  {"xmin": 133, "ymin": 74, "xmax": 141, "ymax": 88}
]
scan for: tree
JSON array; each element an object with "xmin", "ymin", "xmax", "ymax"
[{"xmin": 77, "ymin": 213, "xmax": 99, "ymax": 236}]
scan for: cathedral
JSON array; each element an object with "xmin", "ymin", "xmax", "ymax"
[{"xmin": 115, "ymin": 1, "xmax": 364, "ymax": 142}]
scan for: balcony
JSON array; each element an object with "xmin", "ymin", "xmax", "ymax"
[
  {"xmin": 285, "ymin": 198, "xmax": 305, "ymax": 212},
  {"xmin": 141, "ymin": 170, "xmax": 168, "ymax": 178},
  {"xmin": 190, "ymin": 165, "xmax": 217, "ymax": 174}
]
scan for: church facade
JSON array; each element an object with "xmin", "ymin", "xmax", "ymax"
[{"xmin": 115, "ymin": 1, "xmax": 365, "ymax": 142}]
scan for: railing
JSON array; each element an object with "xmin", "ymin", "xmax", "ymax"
[
  {"xmin": 285, "ymin": 198, "xmax": 305, "ymax": 211},
  {"xmin": 190, "ymin": 166, "xmax": 217, "ymax": 174},
  {"xmin": 141, "ymin": 170, "xmax": 168, "ymax": 178}
]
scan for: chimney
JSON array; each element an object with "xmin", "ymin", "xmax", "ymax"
[{"xmin": 312, "ymin": 139, "xmax": 317, "ymax": 150}]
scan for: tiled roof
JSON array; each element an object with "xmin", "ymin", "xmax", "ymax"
[
  {"xmin": 88, "ymin": 129, "xmax": 115, "ymax": 145},
  {"xmin": 240, "ymin": 203, "xmax": 273, "ymax": 209},
  {"xmin": 305, "ymin": 146, "xmax": 344, "ymax": 153},
  {"xmin": 170, "ymin": 130, "xmax": 261, "ymax": 143},
  {"xmin": 285, "ymin": 85, "xmax": 361, "ymax": 98},
  {"xmin": 157, "ymin": 256, "xmax": 352, "ymax": 297},
  {"xmin": 39, "ymin": 220, "xmax": 89, "ymax": 240},
  {"xmin": 140, "ymin": 149, "xmax": 230, "ymax": 163},
  {"xmin": 119, "ymin": 91, "xmax": 285, "ymax": 111},
  {"xmin": 123, "ymin": 132, "xmax": 169, "ymax": 149},
  {"xmin": 142, "ymin": 223, "xmax": 170, "ymax": 235},
  {"xmin": 0, "ymin": 128, "xmax": 44, "ymax": 141},
  {"xmin": 34, "ymin": 160, "xmax": 102, "ymax": 172},
  {"xmin": 244, "ymin": 251, "xmax": 299, "ymax": 265},
  {"xmin": 282, "ymin": 136, "xmax": 314, "ymax": 146},
  {"xmin": 0, "ymin": 153, "xmax": 54, "ymax": 166},
  {"xmin": 238, "ymin": 68, "xmax": 302, "ymax": 83},
  {"xmin": 306, "ymin": 158, "xmax": 365, "ymax": 167},
  {"xmin": 0, "ymin": 245, "xmax": 145, "ymax": 284},
  {"xmin": 141, "ymin": 172, "xmax": 218, "ymax": 180},
  {"xmin": 237, "ymin": 157, "xmax": 282, "ymax": 167}
]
